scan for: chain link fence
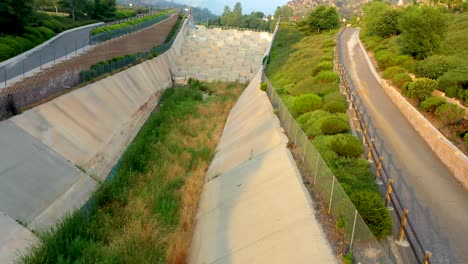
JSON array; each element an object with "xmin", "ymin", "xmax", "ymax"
[
  {"xmin": 81, "ymin": 15, "xmax": 184, "ymax": 83},
  {"xmin": 262, "ymin": 74, "xmax": 395, "ymax": 263},
  {"xmin": 0, "ymin": 15, "xmax": 184, "ymax": 120},
  {"xmin": 336, "ymin": 29, "xmax": 432, "ymax": 264}
]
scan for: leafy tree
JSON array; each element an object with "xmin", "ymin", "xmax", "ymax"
[
  {"xmin": 362, "ymin": 1, "xmax": 392, "ymax": 36},
  {"xmin": 307, "ymin": 5, "xmax": 340, "ymax": 33},
  {"xmin": 274, "ymin": 5, "xmax": 293, "ymax": 21},
  {"xmin": 398, "ymin": 6, "xmax": 448, "ymax": 59},
  {"xmin": 92, "ymin": 0, "xmax": 115, "ymax": 19},
  {"xmin": 374, "ymin": 9, "xmax": 400, "ymax": 37},
  {"xmin": 0, "ymin": 0, "xmax": 34, "ymax": 34}
]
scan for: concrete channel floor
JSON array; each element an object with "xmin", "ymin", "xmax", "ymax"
[
  {"xmin": 340, "ymin": 27, "xmax": 468, "ymax": 264},
  {"xmin": 189, "ymin": 71, "xmax": 337, "ymax": 264}
]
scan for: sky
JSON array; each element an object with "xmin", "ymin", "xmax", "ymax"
[{"xmin": 172, "ymin": 0, "xmax": 290, "ymax": 15}]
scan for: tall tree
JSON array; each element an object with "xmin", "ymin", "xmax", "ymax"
[
  {"xmin": 274, "ymin": 5, "xmax": 293, "ymax": 21},
  {"xmin": 0, "ymin": 0, "xmax": 33, "ymax": 34},
  {"xmin": 398, "ymin": 6, "xmax": 448, "ymax": 59},
  {"xmin": 92, "ymin": 0, "xmax": 115, "ymax": 19},
  {"xmin": 307, "ymin": 5, "xmax": 339, "ymax": 33}
]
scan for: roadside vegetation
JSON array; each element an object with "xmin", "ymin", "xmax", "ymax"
[
  {"xmin": 91, "ymin": 11, "xmax": 173, "ymax": 35},
  {"xmin": 20, "ymin": 81, "xmax": 245, "ymax": 263},
  {"xmin": 359, "ymin": 1, "xmax": 468, "ymax": 149},
  {"xmin": 0, "ymin": 0, "xmax": 150, "ymax": 62},
  {"xmin": 267, "ymin": 5, "xmax": 392, "ymax": 239}
]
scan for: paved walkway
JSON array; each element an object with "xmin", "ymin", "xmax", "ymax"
[
  {"xmin": 189, "ymin": 71, "xmax": 337, "ymax": 264},
  {"xmin": 340, "ymin": 27, "xmax": 468, "ymax": 264}
]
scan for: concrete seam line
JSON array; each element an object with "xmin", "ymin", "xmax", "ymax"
[{"xmin": 0, "ymin": 22, "xmax": 104, "ymax": 68}]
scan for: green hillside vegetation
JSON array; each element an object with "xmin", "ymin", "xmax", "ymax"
[
  {"xmin": 20, "ymin": 82, "xmax": 246, "ymax": 263},
  {"xmin": 91, "ymin": 10, "xmax": 172, "ymax": 35},
  {"xmin": 208, "ymin": 2, "xmax": 274, "ymax": 31},
  {"xmin": 267, "ymin": 8, "xmax": 392, "ymax": 238},
  {"xmin": 360, "ymin": 1, "xmax": 467, "ymax": 145},
  {"xmin": 0, "ymin": 0, "xmax": 145, "ymax": 62}
]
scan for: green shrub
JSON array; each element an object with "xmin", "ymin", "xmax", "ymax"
[
  {"xmin": 438, "ymin": 66, "xmax": 468, "ymax": 91},
  {"xmin": 407, "ymin": 78, "xmax": 439, "ymax": 101},
  {"xmin": 320, "ymin": 55, "xmax": 333, "ymax": 62},
  {"xmin": 321, "ymin": 117, "xmax": 350, "ymax": 135},
  {"xmin": 322, "ymin": 39, "xmax": 336, "ymax": 48},
  {"xmin": 392, "ymin": 73, "xmax": 412, "ymax": 88},
  {"xmin": 420, "ymin": 97, "xmax": 446, "ymax": 112},
  {"xmin": 415, "ymin": 55, "xmax": 459, "ymax": 79},
  {"xmin": 297, "ymin": 110, "xmax": 331, "ymax": 125},
  {"xmin": 24, "ymin": 27, "xmax": 45, "ymax": 43},
  {"xmin": 375, "ymin": 50, "xmax": 395, "ymax": 69},
  {"xmin": 0, "ymin": 44, "xmax": 16, "ymax": 61},
  {"xmin": 312, "ymin": 61, "xmax": 333, "ymax": 75},
  {"xmin": 260, "ymin": 82, "xmax": 267, "ymax": 91},
  {"xmin": 331, "ymin": 134, "xmax": 364, "ymax": 158},
  {"xmin": 291, "ymin": 94, "xmax": 323, "ymax": 117},
  {"xmin": 350, "ymin": 191, "xmax": 392, "ymax": 238},
  {"xmin": 464, "ymin": 133, "xmax": 468, "ymax": 145},
  {"xmin": 445, "ymin": 86, "xmax": 460, "ymax": 98},
  {"xmin": 37, "ymin": 27, "xmax": 56, "ymax": 39},
  {"xmin": 401, "ymin": 81, "xmax": 411, "ymax": 95},
  {"xmin": 323, "ymin": 91, "xmax": 346, "ymax": 104},
  {"xmin": 435, "ymin": 103, "xmax": 465, "ymax": 125},
  {"xmin": 314, "ymin": 71, "xmax": 339, "ymax": 83},
  {"xmin": 382, "ymin": 66, "xmax": 406, "ymax": 79},
  {"xmin": 323, "ymin": 101, "xmax": 346, "ymax": 113}
]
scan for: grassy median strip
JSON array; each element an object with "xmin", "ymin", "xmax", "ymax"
[
  {"xmin": 21, "ymin": 82, "xmax": 245, "ymax": 263},
  {"xmin": 91, "ymin": 11, "xmax": 173, "ymax": 35}
]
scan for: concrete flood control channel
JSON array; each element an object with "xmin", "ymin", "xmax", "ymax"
[
  {"xmin": 0, "ymin": 18, "xmax": 295, "ymax": 263},
  {"xmin": 340, "ymin": 28, "xmax": 468, "ymax": 264}
]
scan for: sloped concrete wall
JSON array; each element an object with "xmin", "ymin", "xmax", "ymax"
[
  {"xmin": 0, "ymin": 17, "xmax": 193, "ymax": 263},
  {"xmin": 189, "ymin": 71, "xmax": 336, "ymax": 264},
  {"xmin": 173, "ymin": 26, "xmax": 272, "ymax": 84}
]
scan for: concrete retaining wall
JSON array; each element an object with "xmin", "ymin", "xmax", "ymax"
[
  {"xmin": 356, "ymin": 30, "xmax": 468, "ymax": 188},
  {"xmin": 0, "ymin": 17, "xmax": 192, "ymax": 263}
]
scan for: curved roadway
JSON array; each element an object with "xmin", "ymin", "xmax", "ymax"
[
  {"xmin": 0, "ymin": 25, "xmax": 98, "ymax": 86},
  {"xmin": 339, "ymin": 27, "xmax": 468, "ymax": 264}
]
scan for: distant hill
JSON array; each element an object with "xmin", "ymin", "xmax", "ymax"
[
  {"xmin": 286, "ymin": 0, "xmax": 408, "ymax": 18},
  {"xmin": 116, "ymin": 0, "xmax": 218, "ymax": 22}
]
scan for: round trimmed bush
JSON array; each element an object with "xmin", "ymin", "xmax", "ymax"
[
  {"xmin": 435, "ymin": 103, "xmax": 465, "ymax": 125},
  {"xmin": 314, "ymin": 71, "xmax": 339, "ymax": 83},
  {"xmin": 375, "ymin": 50, "xmax": 395, "ymax": 69},
  {"xmin": 321, "ymin": 117, "xmax": 350, "ymax": 135},
  {"xmin": 323, "ymin": 101, "xmax": 346, "ymax": 113},
  {"xmin": 420, "ymin": 96, "xmax": 446, "ymax": 112},
  {"xmin": 331, "ymin": 134, "xmax": 364, "ymax": 158},
  {"xmin": 37, "ymin": 27, "xmax": 56, "ymax": 39},
  {"xmin": 312, "ymin": 61, "xmax": 333, "ymax": 75},
  {"xmin": 350, "ymin": 191, "xmax": 392, "ymax": 238},
  {"xmin": 382, "ymin": 66, "xmax": 406, "ymax": 79},
  {"xmin": 0, "ymin": 44, "xmax": 16, "ymax": 61},
  {"xmin": 324, "ymin": 91, "xmax": 346, "ymax": 104},
  {"xmin": 291, "ymin": 94, "xmax": 323, "ymax": 117},
  {"xmin": 320, "ymin": 55, "xmax": 333, "ymax": 62},
  {"xmin": 415, "ymin": 55, "xmax": 459, "ymax": 79},
  {"xmin": 407, "ymin": 78, "xmax": 439, "ymax": 101},
  {"xmin": 392, "ymin": 73, "xmax": 412, "ymax": 88}
]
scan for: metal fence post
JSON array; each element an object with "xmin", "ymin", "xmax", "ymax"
[
  {"xmin": 328, "ymin": 176, "xmax": 336, "ymax": 214},
  {"xmin": 313, "ymin": 155, "xmax": 320, "ymax": 185},
  {"xmin": 22, "ymin": 60, "xmax": 25, "ymax": 77},
  {"xmin": 350, "ymin": 209, "xmax": 358, "ymax": 248},
  {"xmin": 4, "ymin": 67, "xmax": 6, "ymax": 87},
  {"xmin": 424, "ymin": 251, "xmax": 432, "ymax": 264},
  {"xmin": 367, "ymin": 138, "xmax": 374, "ymax": 162},
  {"xmin": 396, "ymin": 209, "xmax": 410, "ymax": 247},
  {"xmin": 375, "ymin": 156, "xmax": 384, "ymax": 185},
  {"xmin": 75, "ymin": 41, "xmax": 78, "ymax": 56},
  {"xmin": 385, "ymin": 178, "xmax": 394, "ymax": 210},
  {"xmin": 302, "ymin": 136, "xmax": 307, "ymax": 163}
]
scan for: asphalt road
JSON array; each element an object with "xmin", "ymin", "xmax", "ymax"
[
  {"xmin": 340, "ymin": 27, "xmax": 468, "ymax": 264},
  {"xmin": 0, "ymin": 25, "xmax": 96, "ymax": 86}
]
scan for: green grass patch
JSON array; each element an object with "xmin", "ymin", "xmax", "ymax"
[{"xmin": 20, "ymin": 82, "xmax": 245, "ymax": 263}]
